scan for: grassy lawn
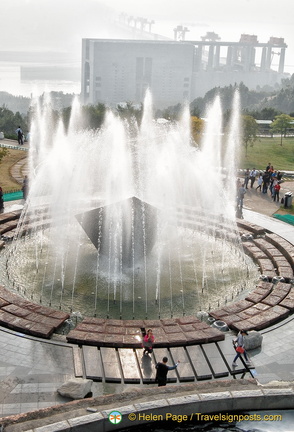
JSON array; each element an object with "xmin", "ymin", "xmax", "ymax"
[
  {"xmin": 0, "ymin": 136, "xmax": 293, "ymax": 194},
  {"xmin": 0, "ymin": 148, "xmax": 26, "ymax": 192},
  {"xmin": 240, "ymin": 137, "xmax": 294, "ymax": 171}
]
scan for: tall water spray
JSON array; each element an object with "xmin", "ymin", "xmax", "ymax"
[{"xmin": 4, "ymin": 91, "xmax": 258, "ymax": 319}]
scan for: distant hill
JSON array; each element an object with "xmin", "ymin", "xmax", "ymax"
[
  {"xmin": 0, "ymin": 91, "xmax": 78, "ymax": 114},
  {"xmin": 189, "ymin": 75, "xmax": 294, "ymax": 117},
  {"xmin": 0, "ymin": 92, "xmax": 30, "ymax": 114}
]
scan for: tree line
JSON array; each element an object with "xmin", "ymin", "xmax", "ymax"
[{"xmin": 1, "ymin": 80, "xmax": 294, "ymax": 156}]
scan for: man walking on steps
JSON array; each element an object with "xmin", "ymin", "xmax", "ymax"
[{"xmin": 155, "ymin": 357, "xmax": 180, "ymax": 387}]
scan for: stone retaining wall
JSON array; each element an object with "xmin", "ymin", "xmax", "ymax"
[{"xmin": 2, "ymin": 381, "xmax": 294, "ymax": 432}]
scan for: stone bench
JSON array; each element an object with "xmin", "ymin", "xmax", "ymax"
[
  {"xmin": 210, "ymin": 281, "xmax": 292, "ymax": 331},
  {"xmin": 0, "ymin": 309, "xmax": 54, "ymax": 338},
  {"xmin": 230, "ymin": 305, "xmax": 290, "ymax": 332},
  {"xmin": 245, "ymin": 281, "xmax": 274, "ymax": 303},
  {"xmin": 253, "ymin": 237, "xmax": 294, "ymax": 281},
  {"xmin": 279, "ymin": 286, "xmax": 294, "ymax": 311},
  {"xmin": 236, "ymin": 219, "xmax": 267, "ymax": 236},
  {"xmin": 0, "ymin": 220, "xmax": 19, "ymax": 235},
  {"xmin": 242, "ymin": 241, "xmax": 277, "ymax": 278},
  {"xmin": 0, "ymin": 285, "xmax": 70, "ymax": 338},
  {"xmin": 66, "ymin": 315, "xmax": 225, "ymax": 347},
  {"xmin": 0, "ymin": 210, "xmax": 22, "ymax": 224},
  {"xmin": 265, "ymin": 233, "xmax": 294, "ymax": 273}
]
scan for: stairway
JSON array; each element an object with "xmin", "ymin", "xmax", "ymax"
[{"xmin": 73, "ymin": 338, "xmax": 255, "ymax": 384}]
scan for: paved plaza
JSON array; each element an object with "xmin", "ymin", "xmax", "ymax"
[
  {"xmin": 0, "ymin": 140, "xmax": 294, "ymax": 427},
  {"xmin": 0, "ymin": 205, "xmax": 293, "ymax": 421}
]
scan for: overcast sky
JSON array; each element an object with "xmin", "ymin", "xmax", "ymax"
[{"xmin": 0, "ymin": 0, "xmax": 293, "ymax": 95}]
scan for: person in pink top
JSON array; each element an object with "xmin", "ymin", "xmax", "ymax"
[{"xmin": 143, "ymin": 328, "xmax": 155, "ymax": 355}]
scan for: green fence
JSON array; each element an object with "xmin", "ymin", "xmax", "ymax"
[
  {"xmin": 273, "ymin": 214, "xmax": 294, "ymax": 226},
  {"xmin": 3, "ymin": 191, "xmax": 23, "ymax": 202}
]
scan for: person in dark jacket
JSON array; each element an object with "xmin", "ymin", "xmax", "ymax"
[
  {"xmin": 16, "ymin": 126, "xmax": 24, "ymax": 145},
  {"xmin": 0, "ymin": 186, "xmax": 4, "ymax": 213},
  {"xmin": 155, "ymin": 357, "xmax": 180, "ymax": 387}
]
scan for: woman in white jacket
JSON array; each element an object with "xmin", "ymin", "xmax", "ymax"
[{"xmin": 232, "ymin": 330, "xmax": 251, "ymax": 366}]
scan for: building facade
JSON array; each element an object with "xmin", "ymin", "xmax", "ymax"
[
  {"xmin": 81, "ymin": 37, "xmax": 288, "ymax": 109},
  {"xmin": 82, "ymin": 39, "xmax": 194, "ymax": 108}
]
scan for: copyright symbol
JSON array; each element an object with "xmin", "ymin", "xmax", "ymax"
[{"xmin": 128, "ymin": 413, "xmax": 136, "ymax": 421}]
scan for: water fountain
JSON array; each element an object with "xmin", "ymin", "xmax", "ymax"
[{"xmin": 2, "ymin": 90, "xmax": 258, "ymax": 319}]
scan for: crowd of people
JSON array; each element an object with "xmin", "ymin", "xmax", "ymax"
[{"xmin": 236, "ymin": 162, "xmax": 284, "ymax": 217}]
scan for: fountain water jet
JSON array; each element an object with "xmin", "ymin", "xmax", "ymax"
[{"xmin": 2, "ymin": 90, "xmax": 259, "ymax": 319}]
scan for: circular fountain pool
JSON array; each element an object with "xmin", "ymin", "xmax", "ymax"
[{"xmin": 1, "ymin": 90, "xmax": 259, "ymax": 319}]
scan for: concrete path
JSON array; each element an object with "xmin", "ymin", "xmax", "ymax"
[{"xmin": 0, "ymin": 329, "xmax": 75, "ymax": 417}]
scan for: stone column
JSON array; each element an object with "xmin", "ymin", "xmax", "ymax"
[
  {"xmin": 278, "ymin": 48, "xmax": 286, "ymax": 74},
  {"xmin": 226, "ymin": 46, "xmax": 232, "ymax": 69},
  {"xmin": 260, "ymin": 46, "xmax": 267, "ymax": 71},
  {"xmin": 266, "ymin": 46, "xmax": 272, "ymax": 70},
  {"xmin": 207, "ymin": 44, "xmax": 214, "ymax": 70},
  {"xmin": 194, "ymin": 45, "xmax": 203, "ymax": 71},
  {"xmin": 214, "ymin": 45, "xmax": 220, "ymax": 69}
]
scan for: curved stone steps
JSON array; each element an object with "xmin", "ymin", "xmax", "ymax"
[
  {"xmin": 242, "ymin": 240, "xmax": 277, "ymax": 278},
  {"xmin": 0, "ymin": 285, "xmax": 70, "ymax": 338},
  {"xmin": 210, "ymin": 281, "xmax": 292, "ymax": 332},
  {"xmin": 266, "ymin": 233, "xmax": 294, "ymax": 270},
  {"xmin": 66, "ymin": 315, "xmax": 224, "ymax": 348},
  {"xmin": 73, "ymin": 340, "xmax": 252, "ymax": 384},
  {"xmin": 253, "ymin": 237, "xmax": 294, "ymax": 281},
  {"xmin": 236, "ymin": 218, "xmax": 268, "ymax": 236}
]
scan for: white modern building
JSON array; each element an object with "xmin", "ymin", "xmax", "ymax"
[
  {"xmin": 82, "ymin": 39, "xmax": 195, "ymax": 108},
  {"xmin": 81, "ymin": 37, "xmax": 288, "ymax": 109}
]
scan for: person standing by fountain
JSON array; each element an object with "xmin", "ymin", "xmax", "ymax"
[
  {"xmin": 143, "ymin": 329, "xmax": 155, "ymax": 355},
  {"xmin": 0, "ymin": 187, "xmax": 4, "ymax": 213},
  {"xmin": 255, "ymin": 173, "xmax": 263, "ymax": 192},
  {"xmin": 237, "ymin": 183, "xmax": 246, "ymax": 209},
  {"xmin": 232, "ymin": 330, "xmax": 251, "ymax": 366},
  {"xmin": 16, "ymin": 126, "xmax": 24, "ymax": 146},
  {"xmin": 249, "ymin": 168, "xmax": 258, "ymax": 188},
  {"xmin": 22, "ymin": 175, "xmax": 29, "ymax": 200},
  {"xmin": 155, "ymin": 357, "xmax": 180, "ymax": 386},
  {"xmin": 244, "ymin": 169, "xmax": 250, "ymax": 189}
]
